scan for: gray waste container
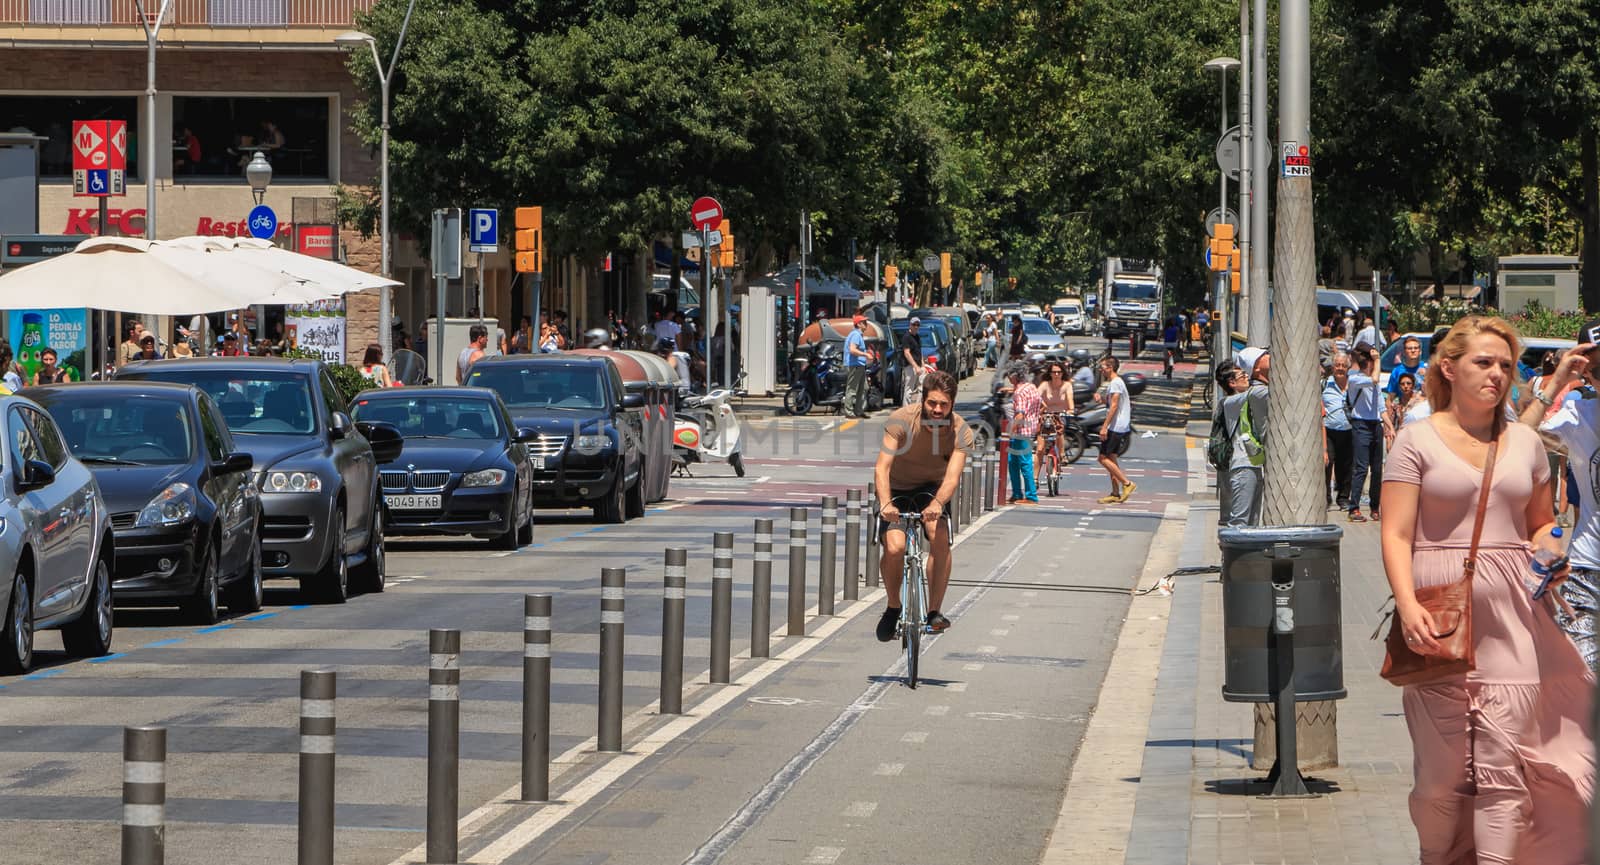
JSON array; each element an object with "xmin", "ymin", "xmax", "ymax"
[{"xmin": 1218, "ymin": 524, "xmax": 1346, "ymax": 702}]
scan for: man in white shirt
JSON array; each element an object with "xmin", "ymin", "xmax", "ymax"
[
  {"xmin": 1095, "ymin": 356, "xmax": 1136, "ymax": 504},
  {"xmin": 1345, "ymin": 342, "xmax": 1384, "ymax": 521},
  {"xmin": 1354, "ymin": 313, "xmax": 1379, "ymax": 350},
  {"xmin": 653, "ymin": 313, "xmax": 682, "ymax": 344}
]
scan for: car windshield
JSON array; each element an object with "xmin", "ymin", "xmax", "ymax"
[
  {"xmin": 39, "ymin": 394, "xmax": 194, "ymax": 465},
  {"xmin": 118, "ymin": 368, "xmax": 316, "ymax": 435},
  {"xmin": 1111, "ymin": 282, "xmax": 1160, "ymax": 301},
  {"xmin": 1023, "ymin": 318, "xmax": 1056, "ymax": 336},
  {"xmin": 467, "ymin": 365, "xmax": 608, "ymax": 410},
  {"xmin": 352, "ymin": 395, "xmax": 503, "ymax": 440},
  {"xmin": 1056, "ymin": 305, "xmax": 1080, "ymax": 315}
]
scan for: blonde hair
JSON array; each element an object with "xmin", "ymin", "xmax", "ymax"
[{"xmin": 1424, "ymin": 315, "xmax": 1521, "ymax": 422}]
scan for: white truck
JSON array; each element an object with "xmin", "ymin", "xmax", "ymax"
[{"xmin": 1100, "ymin": 258, "xmax": 1164, "ymax": 342}]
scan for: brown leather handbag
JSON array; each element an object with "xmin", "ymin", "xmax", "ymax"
[{"xmin": 1378, "ymin": 440, "xmax": 1496, "ymax": 686}]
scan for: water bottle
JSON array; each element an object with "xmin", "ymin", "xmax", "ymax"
[{"xmin": 1530, "ymin": 527, "xmax": 1568, "ymax": 600}]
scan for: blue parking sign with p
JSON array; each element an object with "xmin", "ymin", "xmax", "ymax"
[{"xmin": 469, "ymin": 208, "xmax": 498, "ymax": 253}]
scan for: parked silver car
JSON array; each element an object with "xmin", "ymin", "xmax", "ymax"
[{"xmin": 0, "ymin": 394, "xmax": 116, "ymax": 673}]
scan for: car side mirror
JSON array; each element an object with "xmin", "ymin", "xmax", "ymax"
[
  {"xmin": 329, "ymin": 411, "xmax": 353, "ymax": 439},
  {"xmin": 215, "ymin": 452, "xmax": 253, "ymax": 475},
  {"xmin": 621, "ymin": 392, "xmax": 645, "ymax": 409},
  {"xmin": 514, "ymin": 427, "xmax": 539, "ymax": 443},
  {"xmin": 16, "ymin": 459, "xmax": 54, "ymax": 492},
  {"xmin": 356, "ymin": 420, "xmax": 405, "ymax": 465}
]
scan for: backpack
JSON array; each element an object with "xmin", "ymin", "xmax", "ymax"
[{"xmin": 1206, "ymin": 411, "xmax": 1232, "ymax": 472}]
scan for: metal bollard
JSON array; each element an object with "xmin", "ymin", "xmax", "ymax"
[
  {"xmin": 788, "ymin": 507, "xmax": 808, "ymax": 636},
  {"xmin": 122, "ymin": 726, "xmax": 165, "ymax": 865},
  {"xmin": 598, "ymin": 567, "xmax": 625, "ymax": 752},
  {"xmin": 843, "ymin": 489, "xmax": 861, "ymax": 602},
  {"xmin": 965, "ymin": 461, "xmax": 977, "ymax": 524},
  {"xmin": 865, "ymin": 483, "xmax": 880, "ymax": 588},
  {"xmin": 522, "ymin": 595, "xmax": 551, "ymax": 801},
  {"xmin": 711, "ymin": 533, "xmax": 733, "ymax": 683},
  {"xmin": 298, "ymin": 670, "xmax": 336, "ymax": 865},
  {"xmin": 751, "ymin": 519, "xmax": 773, "ymax": 657},
  {"xmin": 427, "ymin": 629, "xmax": 460, "ymax": 864},
  {"xmin": 983, "ymin": 453, "xmax": 996, "ymax": 512},
  {"xmin": 819, "ymin": 497, "xmax": 837, "ymax": 616},
  {"xmin": 950, "ymin": 474, "xmax": 963, "ymax": 536},
  {"xmin": 661, "ymin": 550, "xmax": 687, "ymax": 712}
]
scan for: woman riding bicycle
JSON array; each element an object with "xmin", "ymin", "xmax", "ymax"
[{"xmin": 1036, "ymin": 360, "xmax": 1075, "ymax": 478}]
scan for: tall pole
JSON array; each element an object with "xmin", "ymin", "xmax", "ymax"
[
  {"xmin": 702, "ymin": 227, "xmax": 713, "ymax": 393},
  {"xmin": 378, "ymin": 72, "xmax": 392, "ymax": 364},
  {"xmin": 1212, "ymin": 64, "xmax": 1231, "ymax": 364},
  {"xmin": 139, "ymin": 0, "xmax": 171, "ymax": 240},
  {"xmin": 1237, "ymin": 0, "xmax": 1252, "ymax": 340},
  {"xmin": 1260, "ymin": 0, "xmax": 1338, "ymax": 769},
  {"xmin": 1248, "ymin": 0, "xmax": 1271, "ymax": 344}
]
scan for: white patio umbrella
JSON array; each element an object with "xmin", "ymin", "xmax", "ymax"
[
  {"xmin": 0, "ymin": 237, "xmax": 323, "ymax": 313},
  {"xmin": 166, "ymin": 236, "xmax": 400, "ymax": 298}
]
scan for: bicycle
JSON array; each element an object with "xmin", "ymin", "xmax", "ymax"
[
  {"xmin": 1039, "ymin": 412, "xmax": 1066, "ymax": 497},
  {"xmin": 890, "ymin": 493, "xmax": 938, "ymax": 688}
]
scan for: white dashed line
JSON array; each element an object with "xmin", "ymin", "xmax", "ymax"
[
  {"xmin": 874, "ymin": 763, "xmax": 905, "ymax": 776},
  {"xmin": 901, "ymin": 731, "xmax": 928, "ymax": 744},
  {"xmin": 805, "ymin": 846, "xmax": 844, "ymax": 864},
  {"xmin": 843, "ymin": 801, "xmax": 878, "ymax": 818},
  {"xmin": 925, "ymin": 705, "xmax": 949, "ymax": 717},
  {"xmin": 991, "ymin": 629, "xmax": 1010, "ymax": 637},
  {"xmin": 964, "ymin": 663, "xmax": 984, "ymax": 672},
  {"xmin": 947, "ymin": 682, "xmax": 968, "ymax": 693},
  {"xmin": 1002, "ymin": 614, "xmax": 1020, "ymax": 621}
]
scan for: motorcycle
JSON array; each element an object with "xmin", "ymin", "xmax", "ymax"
[
  {"xmin": 976, "ymin": 367, "xmax": 1144, "ymax": 457},
  {"xmin": 673, "ymin": 388, "xmax": 746, "ymax": 477},
  {"xmin": 391, "ymin": 349, "xmax": 432, "ymax": 385},
  {"xmin": 785, "ymin": 341, "xmax": 883, "ymax": 415}
]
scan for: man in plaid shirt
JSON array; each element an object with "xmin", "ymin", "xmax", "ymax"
[{"xmin": 1003, "ymin": 361, "xmax": 1043, "ymax": 504}]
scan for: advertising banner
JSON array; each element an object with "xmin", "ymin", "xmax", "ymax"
[
  {"xmin": 285, "ymin": 299, "xmax": 346, "ymax": 364},
  {"xmin": 10, "ymin": 309, "xmax": 88, "ymax": 382}
]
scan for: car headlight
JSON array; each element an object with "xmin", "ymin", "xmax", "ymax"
[
  {"xmin": 572, "ymin": 434, "xmax": 612, "ymax": 454},
  {"xmin": 1051, "ymin": 342, "xmax": 1065, "ymax": 350},
  {"xmin": 262, "ymin": 470, "xmax": 323, "ymax": 493},
  {"xmin": 136, "ymin": 483, "xmax": 196, "ymax": 527},
  {"xmin": 461, "ymin": 468, "xmax": 508, "ymax": 488}
]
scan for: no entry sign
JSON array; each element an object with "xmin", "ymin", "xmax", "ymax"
[{"xmin": 689, "ymin": 196, "xmax": 723, "ymax": 231}]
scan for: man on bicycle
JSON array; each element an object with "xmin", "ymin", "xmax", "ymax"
[
  {"xmin": 874, "ymin": 369, "xmax": 975, "ymax": 641},
  {"xmin": 1036, "ymin": 359, "xmax": 1075, "ymax": 482}
]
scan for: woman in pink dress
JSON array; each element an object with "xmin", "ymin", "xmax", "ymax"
[{"xmin": 1381, "ymin": 315, "xmax": 1593, "ymax": 863}]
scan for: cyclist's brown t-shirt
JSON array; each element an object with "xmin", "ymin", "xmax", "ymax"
[{"xmin": 884, "ymin": 403, "xmax": 975, "ymax": 488}]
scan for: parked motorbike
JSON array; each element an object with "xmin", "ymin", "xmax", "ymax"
[
  {"xmin": 391, "ymin": 349, "xmax": 432, "ymax": 385},
  {"xmin": 786, "ymin": 342, "xmax": 883, "ymax": 415},
  {"xmin": 976, "ymin": 368, "xmax": 1144, "ymax": 457},
  {"xmin": 673, "ymin": 388, "xmax": 746, "ymax": 477}
]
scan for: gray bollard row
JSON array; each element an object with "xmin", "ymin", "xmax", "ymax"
[
  {"xmin": 983, "ymin": 452, "xmax": 996, "ymax": 512},
  {"xmin": 843, "ymin": 489, "xmax": 861, "ymax": 602},
  {"xmin": 788, "ymin": 507, "xmax": 808, "ymax": 636},
  {"xmin": 661, "ymin": 549, "xmax": 687, "ymax": 712},
  {"xmin": 599, "ymin": 567, "xmax": 625, "ymax": 752},
  {"xmin": 819, "ymin": 496, "xmax": 837, "ymax": 616},
  {"xmin": 865, "ymin": 482, "xmax": 880, "ymax": 588},
  {"xmin": 122, "ymin": 726, "xmax": 166, "ymax": 865},
  {"xmin": 523, "ymin": 595, "xmax": 551, "ymax": 802},
  {"xmin": 752, "ymin": 519, "xmax": 773, "ymax": 657},
  {"xmin": 428, "ymin": 628, "xmax": 460, "ymax": 864},
  {"xmin": 299, "ymin": 670, "xmax": 336, "ymax": 865},
  {"xmin": 711, "ymin": 533, "xmax": 733, "ymax": 683}
]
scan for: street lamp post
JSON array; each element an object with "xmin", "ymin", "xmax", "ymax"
[
  {"xmin": 337, "ymin": 0, "xmax": 417, "ymax": 367},
  {"xmin": 1204, "ymin": 57, "xmax": 1240, "ymax": 364},
  {"xmin": 245, "ymin": 151, "xmax": 272, "ymax": 206}
]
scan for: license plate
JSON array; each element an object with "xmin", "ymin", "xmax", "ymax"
[
  {"xmin": 386, "ymin": 494, "xmax": 441, "ymax": 510},
  {"xmin": 531, "ymin": 457, "xmax": 545, "ymax": 470}
]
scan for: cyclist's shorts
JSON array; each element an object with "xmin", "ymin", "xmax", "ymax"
[{"xmin": 878, "ymin": 484, "xmax": 952, "ymax": 546}]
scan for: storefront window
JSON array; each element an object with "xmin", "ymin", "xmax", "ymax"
[
  {"xmin": 172, "ymin": 96, "xmax": 330, "ymax": 180},
  {"xmin": 0, "ymin": 96, "xmax": 141, "ymax": 179}
]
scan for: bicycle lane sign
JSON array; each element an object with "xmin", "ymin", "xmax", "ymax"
[{"xmin": 247, "ymin": 204, "xmax": 278, "ymax": 240}]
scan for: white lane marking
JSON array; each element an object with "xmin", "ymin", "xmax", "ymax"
[
  {"xmin": 978, "ymin": 645, "xmax": 997, "ymax": 653},
  {"xmin": 1187, "ymin": 437, "xmax": 1209, "ymax": 494},
  {"xmin": 963, "ymin": 663, "xmax": 984, "ymax": 672},
  {"xmin": 805, "ymin": 847, "xmax": 844, "ymax": 864},
  {"xmin": 901, "ymin": 731, "xmax": 928, "ymax": 744},
  {"xmin": 925, "ymin": 705, "xmax": 949, "ymax": 716},
  {"xmin": 873, "ymin": 763, "xmax": 904, "ymax": 776},
  {"xmin": 1022, "ymin": 591, "xmax": 1037, "ymax": 598},
  {"xmin": 990, "ymin": 629, "xmax": 1010, "ymax": 637},
  {"xmin": 947, "ymin": 683, "xmax": 968, "ymax": 693},
  {"xmin": 843, "ymin": 801, "xmax": 878, "ymax": 818},
  {"xmin": 1002, "ymin": 614, "xmax": 1020, "ymax": 621}
]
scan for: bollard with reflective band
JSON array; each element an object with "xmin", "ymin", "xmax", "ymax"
[
  {"xmin": 966, "ymin": 461, "xmax": 978, "ymax": 523},
  {"xmin": 983, "ymin": 453, "xmax": 996, "ymax": 512},
  {"xmin": 843, "ymin": 489, "xmax": 861, "ymax": 601},
  {"xmin": 950, "ymin": 474, "xmax": 962, "ymax": 536},
  {"xmin": 751, "ymin": 519, "xmax": 773, "ymax": 657},
  {"xmin": 819, "ymin": 497, "xmax": 837, "ymax": 616},
  {"xmin": 298, "ymin": 670, "xmax": 336, "ymax": 865},
  {"xmin": 522, "ymin": 594, "xmax": 551, "ymax": 801},
  {"xmin": 427, "ymin": 629, "xmax": 461, "ymax": 864},
  {"xmin": 865, "ymin": 483, "xmax": 880, "ymax": 588},
  {"xmin": 599, "ymin": 567, "xmax": 626, "ymax": 751},
  {"xmin": 661, "ymin": 549, "xmax": 687, "ymax": 710},
  {"xmin": 788, "ymin": 507, "xmax": 808, "ymax": 636},
  {"xmin": 122, "ymin": 726, "xmax": 166, "ymax": 865},
  {"xmin": 712, "ymin": 532, "xmax": 734, "ymax": 683}
]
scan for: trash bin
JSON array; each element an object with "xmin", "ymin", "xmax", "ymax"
[{"xmin": 1218, "ymin": 524, "xmax": 1346, "ymax": 703}]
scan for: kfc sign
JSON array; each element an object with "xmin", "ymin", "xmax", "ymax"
[
  {"xmin": 296, "ymin": 224, "xmax": 337, "ymax": 260},
  {"xmin": 60, "ymin": 210, "xmax": 314, "ymax": 240},
  {"xmin": 62, "ymin": 208, "xmax": 146, "ymax": 235}
]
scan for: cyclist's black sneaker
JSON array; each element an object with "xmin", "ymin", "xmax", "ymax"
[
  {"xmin": 876, "ymin": 607, "xmax": 901, "ymax": 642},
  {"xmin": 927, "ymin": 611, "xmax": 951, "ymax": 632}
]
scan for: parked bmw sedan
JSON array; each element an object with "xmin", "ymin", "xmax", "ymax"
[
  {"xmin": 115, "ymin": 358, "xmax": 403, "ymax": 602},
  {"xmin": 24, "ymin": 382, "xmax": 262, "ymax": 624},
  {"xmin": 348, "ymin": 387, "xmax": 535, "ymax": 548},
  {"xmin": 0, "ymin": 394, "xmax": 115, "ymax": 673}
]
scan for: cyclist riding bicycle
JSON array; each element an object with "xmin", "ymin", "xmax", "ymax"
[
  {"xmin": 874, "ymin": 369, "xmax": 975, "ymax": 641},
  {"xmin": 1036, "ymin": 359, "xmax": 1075, "ymax": 476}
]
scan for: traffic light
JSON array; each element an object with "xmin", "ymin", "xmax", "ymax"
[
  {"xmin": 884, "ymin": 264, "xmax": 898, "ymax": 287},
  {"xmin": 514, "ymin": 206, "xmax": 542, "ymax": 274},
  {"xmin": 1231, "ymin": 270, "xmax": 1242, "ymax": 294},
  {"xmin": 939, "ymin": 252, "xmax": 951, "ymax": 288},
  {"xmin": 718, "ymin": 219, "xmax": 734, "ymax": 268},
  {"xmin": 1209, "ymin": 223, "xmax": 1235, "ymax": 273}
]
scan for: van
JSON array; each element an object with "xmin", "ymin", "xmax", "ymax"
[{"xmin": 1316, "ymin": 288, "xmax": 1390, "ymax": 328}]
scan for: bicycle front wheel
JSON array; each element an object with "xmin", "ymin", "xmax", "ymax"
[{"xmin": 904, "ymin": 563, "xmax": 922, "ymax": 688}]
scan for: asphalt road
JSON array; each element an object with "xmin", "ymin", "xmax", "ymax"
[{"xmin": 0, "ymin": 337, "xmax": 1199, "ymax": 865}]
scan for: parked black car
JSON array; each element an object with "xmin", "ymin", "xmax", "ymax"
[
  {"xmin": 115, "ymin": 358, "xmax": 403, "ymax": 602},
  {"xmin": 465, "ymin": 355, "xmax": 645, "ymax": 523},
  {"xmin": 349, "ymin": 387, "xmax": 536, "ymax": 548},
  {"xmin": 23, "ymin": 382, "xmax": 262, "ymax": 623}
]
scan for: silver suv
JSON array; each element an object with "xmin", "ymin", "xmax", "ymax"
[{"xmin": 0, "ymin": 394, "xmax": 116, "ymax": 673}]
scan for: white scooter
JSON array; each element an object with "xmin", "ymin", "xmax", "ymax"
[{"xmin": 673, "ymin": 388, "xmax": 746, "ymax": 477}]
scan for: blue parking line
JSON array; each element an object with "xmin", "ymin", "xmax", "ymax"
[
  {"xmin": 22, "ymin": 668, "xmax": 66, "ymax": 680},
  {"xmin": 86, "ymin": 652, "xmax": 127, "ymax": 663},
  {"xmin": 195, "ymin": 623, "xmax": 235, "ymax": 634},
  {"xmin": 242, "ymin": 612, "xmax": 278, "ymax": 621},
  {"xmin": 142, "ymin": 638, "xmax": 185, "ymax": 648}
]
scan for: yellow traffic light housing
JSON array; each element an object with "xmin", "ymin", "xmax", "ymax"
[
  {"xmin": 939, "ymin": 252, "xmax": 951, "ymax": 288},
  {"xmin": 514, "ymin": 206, "xmax": 543, "ymax": 274},
  {"xmin": 884, "ymin": 264, "xmax": 899, "ymax": 287},
  {"xmin": 1231, "ymin": 270, "xmax": 1241, "ymax": 294}
]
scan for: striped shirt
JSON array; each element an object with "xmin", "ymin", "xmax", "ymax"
[{"xmin": 1010, "ymin": 382, "xmax": 1044, "ymax": 438}]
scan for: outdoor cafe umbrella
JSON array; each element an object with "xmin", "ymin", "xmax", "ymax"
[
  {"xmin": 0, "ymin": 236, "xmax": 328, "ymax": 313},
  {"xmin": 166, "ymin": 235, "xmax": 400, "ymax": 297}
]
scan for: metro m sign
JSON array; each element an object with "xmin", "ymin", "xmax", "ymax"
[{"xmin": 295, "ymin": 224, "xmax": 337, "ymax": 260}]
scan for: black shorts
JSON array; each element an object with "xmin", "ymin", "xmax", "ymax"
[
  {"xmin": 1100, "ymin": 430, "xmax": 1129, "ymax": 457},
  {"xmin": 877, "ymin": 484, "xmax": 952, "ymax": 546}
]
